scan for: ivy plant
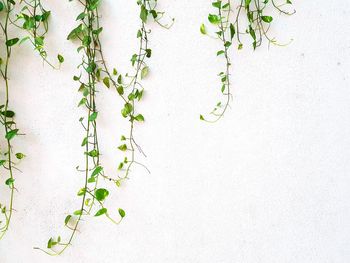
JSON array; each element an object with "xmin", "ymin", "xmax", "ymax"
[
  {"xmin": 110, "ymin": 0, "xmax": 174, "ymax": 187},
  {"xmin": 200, "ymin": 0, "xmax": 295, "ymax": 122},
  {"xmin": 34, "ymin": 0, "xmax": 125, "ymax": 256},
  {"xmin": 35, "ymin": 0, "xmax": 173, "ymax": 255},
  {"xmin": 0, "ymin": 0, "xmax": 62, "ymax": 240}
]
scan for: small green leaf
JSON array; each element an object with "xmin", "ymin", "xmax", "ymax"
[
  {"xmin": 6, "ymin": 38, "xmax": 19, "ymax": 47},
  {"xmin": 73, "ymin": 209, "xmax": 82, "ymax": 215},
  {"xmin": 87, "ymin": 149, "xmax": 99, "ymax": 157},
  {"xmin": 212, "ymin": 1, "xmax": 222, "ymax": 8},
  {"xmin": 15, "ymin": 153, "xmax": 25, "ymax": 159},
  {"xmin": 200, "ymin": 24, "xmax": 206, "ymax": 35},
  {"xmin": 118, "ymin": 208, "xmax": 126, "ymax": 218},
  {"xmin": 230, "ymin": 23, "xmax": 235, "ymax": 40},
  {"xmin": 5, "ymin": 129, "xmax": 18, "ymax": 140},
  {"xmin": 261, "ymin": 16, "xmax": 273, "ymax": 23},
  {"xmin": 95, "ymin": 208, "xmax": 107, "ymax": 216},
  {"xmin": 57, "ymin": 54, "xmax": 64, "ymax": 63},
  {"xmin": 103, "ymin": 77, "xmax": 110, "ymax": 88},
  {"xmin": 91, "ymin": 166, "xmax": 103, "ymax": 177},
  {"xmin": 47, "ymin": 238, "xmax": 53, "ymax": 249},
  {"xmin": 134, "ymin": 114, "xmax": 145, "ymax": 122},
  {"xmin": 88, "ymin": 112, "xmax": 98, "ymax": 121},
  {"xmin": 95, "ymin": 188, "xmax": 109, "ymax": 201},
  {"xmin": 140, "ymin": 5, "xmax": 148, "ymax": 22},
  {"xmin": 208, "ymin": 14, "xmax": 220, "ymax": 24},
  {"xmin": 121, "ymin": 103, "xmax": 133, "ymax": 118},
  {"xmin": 5, "ymin": 178, "xmax": 14, "ymax": 186},
  {"xmin": 118, "ymin": 144, "xmax": 127, "ymax": 151},
  {"xmin": 77, "ymin": 188, "xmax": 86, "ymax": 196},
  {"xmin": 64, "ymin": 215, "xmax": 72, "ymax": 225},
  {"xmin": 141, "ymin": 66, "xmax": 149, "ymax": 79}
]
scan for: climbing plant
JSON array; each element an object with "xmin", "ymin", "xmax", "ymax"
[
  {"xmin": 35, "ymin": 0, "xmax": 172, "ymax": 255},
  {"xmin": 200, "ymin": 0, "xmax": 295, "ymax": 122},
  {"xmin": 110, "ymin": 0, "xmax": 173, "ymax": 187},
  {"xmin": 0, "ymin": 0, "xmax": 62, "ymax": 240}
]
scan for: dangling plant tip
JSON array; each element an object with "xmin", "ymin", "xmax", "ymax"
[
  {"xmin": 35, "ymin": 0, "xmax": 125, "ymax": 255},
  {"xmin": 200, "ymin": 0, "xmax": 295, "ymax": 123},
  {"xmin": 0, "ymin": 0, "xmax": 59, "ymax": 240},
  {"xmin": 97, "ymin": 0, "xmax": 173, "ymax": 188}
]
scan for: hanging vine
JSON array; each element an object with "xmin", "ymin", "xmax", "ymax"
[
  {"xmin": 200, "ymin": 0, "xmax": 295, "ymax": 123},
  {"xmin": 0, "ymin": 0, "xmax": 62, "ymax": 240},
  {"xmin": 102, "ymin": 0, "xmax": 174, "ymax": 187},
  {"xmin": 34, "ymin": 0, "xmax": 125, "ymax": 256},
  {"xmin": 35, "ymin": 0, "xmax": 173, "ymax": 255}
]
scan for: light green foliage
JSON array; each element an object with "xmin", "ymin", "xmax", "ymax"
[
  {"xmin": 0, "ymin": 0, "xmax": 57, "ymax": 240},
  {"xmin": 200, "ymin": 0, "xmax": 295, "ymax": 122},
  {"xmin": 35, "ymin": 0, "xmax": 127, "ymax": 255}
]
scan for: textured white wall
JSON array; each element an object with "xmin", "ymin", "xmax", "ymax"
[{"xmin": 1, "ymin": 0, "xmax": 350, "ymax": 262}]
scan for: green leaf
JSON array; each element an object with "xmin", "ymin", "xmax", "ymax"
[
  {"xmin": 116, "ymin": 86, "xmax": 124, "ymax": 95},
  {"xmin": 208, "ymin": 14, "xmax": 220, "ymax": 25},
  {"xmin": 212, "ymin": 1, "xmax": 222, "ymax": 8},
  {"xmin": 64, "ymin": 215, "xmax": 72, "ymax": 225},
  {"xmin": 145, "ymin": 49, "xmax": 152, "ymax": 58},
  {"xmin": 5, "ymin": 129, "xmax": 18, "ymax": 140},
  {"xmin": 6, "ymin": 38, "xmax": 19, "ymax": 47},
  {"xmin": 57, "ymin": 54, "xmax": 64, "ymax": 63},
  {"xmin": 88, "ymin": 112, "xmax": 98, "ymax": 121},
  {"xmin": 87, "ymin": 149, "xmax": 99, "ymax": 157},
  {"xmin": 77, "ymin": 188, "xmax": 86, "ymax": 196},
  {"xmin": 76, "ymin": 12, "xmax": 86, "ymax": 20},
  {"xmin": 261, "ymin": 16, "xmax": 273, "ymax": 23},
  {"xmin": 200, "ymin": 24, "xmax": 206, "ymax": 35},
  {"xmin": 230, "ymin": 23, "xmax": 235, "ymax": 40},
  {"xmin": 121, "ymin": 103, "xmax": 133, "ymax": 118},
  {"xmin": 95, "ymin": 208, "xmax": 107, "ymax": 216},
  {"xmin": 19, "ymin": 36, "xmax": 30, "ymax": 45},
  {"xmin": 224, "ymin": 41, "xmax": 231, "ymax": 48},
  {"xmin": 140, "ymin": 5, "xmax": 148, "ymax": 23},
  {"xmin": 141, "ymin": 66, "xmax": 149, "ymax": 79},
  {"xmin": 87, "ymin": 0, "xmax": 101, "ymax": 10},
  {"xmin": 95, "ymin": 188, "xmax": 109, "ymax": 201},
  {"xmin": 15, "ymin": 153, "xmax": 25, "ymax": 159},
  {"xmin": 103, "ymin": 77, "xmax": 110, "ymax": 88},
  {"xmin": 2, "ymin": 110, "xmax": 15, "ymax": 117},
  {"xmin": 47, "ymin": 238, "xmax": 53, "ymax": 249},
  {"xmin": 67, "ymin": 24, "xmax": 83, "ymax": 40},
  {"xmin": 134, "ymin": 114, "xmax": 145, "ymax": 122},
  {"xmin": 5, "ymin": 178, "xmax": 14, "ymax": 186},
  {"xmin": 118, "ymin": 208, "xmax": 126, "ymax": 218},
  {"xmin": 73, "ymin": 209, "xmax": 82, "ymax": 215},
  {"xmin": 93, "ymin": 27, "xmax": 103, "ymax": 35},
  {"xmin": 34, "ymin": 36, "xmax": 44, "ymax": 46},
  {"xmin": 91, "ymin": 166, "xmax": 103, "ymax": 177},
  {"xmin": 118, "ymin": 144, "xmax": 127, "ymax": 151}
]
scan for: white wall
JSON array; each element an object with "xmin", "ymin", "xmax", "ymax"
[{"xmin": 1, "ymin": 0, "xmax": 350, "ymax": 262}]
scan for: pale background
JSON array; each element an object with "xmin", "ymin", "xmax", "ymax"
[{"xmin": 0, "ymin": 0, "xmax": 350, "ymax": 262}]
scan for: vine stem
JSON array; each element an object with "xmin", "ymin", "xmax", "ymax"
[{"xmin": 0, "ymin": 0, "xmax": 15, "ymax": 240}]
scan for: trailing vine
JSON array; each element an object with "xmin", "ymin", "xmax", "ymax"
[
  {"xmin": 35, "ymin": 0, "xmax": 173, "ymax": 255},
  {"xmin": 200, "ymin": 0, "xmax": 295, "ymax": 122},
  {"xmin": 34, "ymin": 0, "xmax": 125, "ymax": 256},
  {"xmin": 0, "ymin": 0, "xmax": 62, "ymax": 240},
  {"xmin": 105, "ymin": 0, "xmax": 174, "ymax": 187}
]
